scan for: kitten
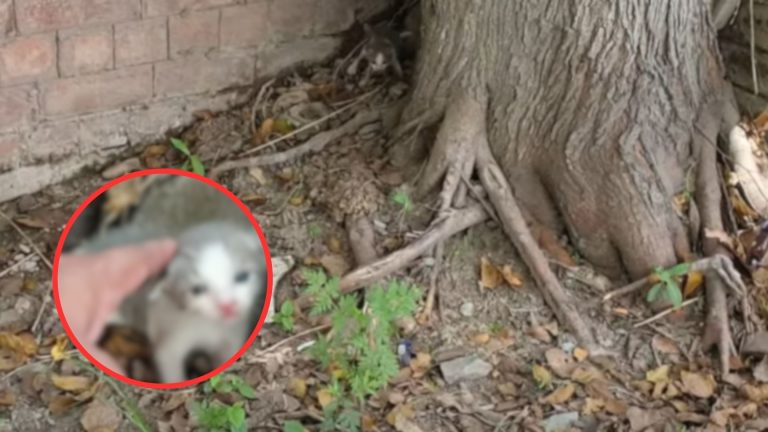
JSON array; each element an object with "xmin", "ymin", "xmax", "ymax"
[{"xmin": 142, "ymin": 221, "xmax": 267, "ymax": 383}]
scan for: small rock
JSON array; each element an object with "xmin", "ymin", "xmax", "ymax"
[
  {"xmin": 101, "ymin": 157, "xmax": 142, "ymax": 179},
  {"xmin": 0, "ymin": 310, "xmax": 24, "ymax": 332},
  {"xmin": 80, "ymin": 398, "xmax": 123, "ymax": 432},
  {"xmin": 18, "ymin": 245, "xmax": 30, "ymax": 254},
  {"xmin": 459, "ymin": 302, "xmax": 475, "ymax": 317},
  {"xmin": 542, "ymin": 411, "xmax": 579, "ymax": 432},
  {"xmin": 14, "ymin": 296, "xmax": 34, "ymax": 316},
  {"xmin": 388, "ymin": 391, "xmax": 405, "ymax": 405},
  {"xmin": 754, "ymin": 357, "xmax": 768, "ymax": 383},
  {"xmin": 16, "ymin": 196, "xmax": 37, "ymax": 213},
  {"xmin": 0, "ymin": 276, "xmax": 23, "ymax": 295},
  {"xmin": 440, "ymin": 355, "xmax": 493, "ymax": 385}
]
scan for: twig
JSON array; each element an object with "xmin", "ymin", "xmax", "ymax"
[
  {"xmin": 418, "ymin": 241, "xmax": 443, "ymax": 324},
  {"xmin": 0, "ymin": 210, "xmax": 53, "ymax": 270},
  {"xmin": 633, "ymin": 298, "xmax": 700, "ymax": 328},
  {"xmin": 241, "ymin": 87, "xmax": 380, "ymax": 157},
  {"xmin": 750, "ymin": 0, "xmax": 759, "ymax": 95},
  {"xmin": 0, "ymin": 253, "xmax": 35, "ymax": 279},
  {"xmin": 601, "ymin": 277, "xmax": 651, "ymax": 302},
  {"xmin": 250, "ymin": 78, "xmax": 276, "ymax": 136},
  {"xmin": 210, "ymin": 109, "xmax": 381, "ymax": 180},
  {"xmin": 246, "ymin": 324, "xmax": 331, "ymax": 364}
]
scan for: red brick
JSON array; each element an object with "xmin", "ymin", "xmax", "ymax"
[
  {"xmin": 0, "ymin": 86, "xmax": 37, "ymax": 130},
  {"xmin": 169, "ymin": 9, "xmax": 219, "ymax": 56},
  {"xmin": 145, "ymin": 0, "xmax": 236, "ymax": 17},
  {"xmin": 313, "ymin": 0, "xmax": 354, "ymax": 35},
  {"xmin": 154, "ymin": 54, "xmax": 254, "ymax": 97},
  {"xmin": 0, "ymin": 0, "xmax": 14, "ymax": 38},
  {"xmin": 59, "ymin": 25, "xmax": 113, "ymax": 76},
  {"xmin": 16, "ymin": 0, "xmax": 139, "ymax": 34},
  {"xmin": 41, "ymin": 65, "xmax": 152, "ymax": 116},
  {"xmin": 0, "ymin": 33, "xmax": 57, "ymax": 85},
  {"xmin": 115, "ymin": 18, "xmax": 168, "ymax": 66},
  {"xmin": 269, "ymin": 0, "xmax": 315, "ymax": 40},
  {"xmin": 220, "ymin": 2, "xmax": 268, "ymax": 48}
]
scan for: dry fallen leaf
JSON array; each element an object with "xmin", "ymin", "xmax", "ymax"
[
  {"xmin": 361, "ymin": 414, "xmax": 377, "ymax": 432},
  {"xmin": 500, "ymin": 265, "xmax": 524, "ymax": 287},
  {"xmin": 326, "ymin": 237, "xmax": 343, "ymax": 254},
  {"xmin": 651, "ymin": 335, "xmax": 680, "ymax": 356},
  {"xmin": 683, "ymin": 271, "xmax": 703, "ymax": 297},
  {"xmin": 320, "ymin": 254, "xmax": 350, "ymax": 277},
  {"xmin": 287, "ymin": 378, "xmax": 307, "ymax": 399},
  {"xmin": 582, "ymin": 397, "xmax": 605, "ymax": 415},
  {"xmin": 410, "ymin": 353, "xmax": 431, "ymax": 378},
  {"xmin": 497, "ymin": 383, "xmax": 517, "ymax": 397},
  {"xmin": 386, "ymin": 403, "xmax": 415, "ymax": 426},
  {"xmin": 645, "ymin": 365, "xmax": 670, "ymax": 384},
  {"xmin": 51, "ymin": 334, "xmax": 69, "ymax": 362},
  {"xmin": 604, "ymin": 398, "xmax": 628, "ymax": 415},
  {"xmin": 480, "ymin": 257, "xmax": 503, "ymax": 289},
  {"xmin": 573, "ymin": 347, "xmax": 589, "ymax": 362},
  {"xmin": 48, "ymin": 395, "xmax": 78, "ymax": 415},
  {"xmin": 571, "ymin": 366, "xmax": 603, "ymax": 385},
  {"xmin": 471, "ymin": 333, "xmax": 491, "ymax": 346},
  {"xmin": 545, "ymin": 348, "xmax": 575, "ymax": 378},
  {"xmin": 0, "ymin": 389, "xmax": 15, "ymax": 406},
  {"xmin": 13, "ymin": 216, "xmax": 49, "ymax": 229},
  {"xmin": 0, "ymin": 332, "xmax": 37, "ymax": 358},
  {"xmin": 80, "ymin": 398, "xmax": 122, "ymax": 432},
  {"xmin": 544, "ymin": 383, "xmax": 576, "ymax": 405},
  {"xmin": 743, "ymin": 384, "xmax": 768, "ymax": 403},
  {"xmin": 317, "ymin": 388, "xmax": 334, "ymax": 409},
  {"xmin": 669, "ymin": 399, "xmax": 689, "ymax": 413},
  {"xmin": 529, "ymin": 325, "xmax": 552, "ymax": 343},
  {"xmin": 51, "ymin": 374, "xmax": 92, "ymax": 393},
  {"xmin": 532, "ymin": 364, "xmax": 552, "ymax": 388},
  {"xmin": 680, "ymin": 370, "xmax": 716, "ymax": 399}
]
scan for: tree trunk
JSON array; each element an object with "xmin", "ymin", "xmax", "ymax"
[{"xmin": 399, "ymin": 0, "xmax": 727, "ymax": 281}]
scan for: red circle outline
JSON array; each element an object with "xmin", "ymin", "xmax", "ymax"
[{"xmin": 52, "ymin": 168, "xmax": 274, "ymax": 390}]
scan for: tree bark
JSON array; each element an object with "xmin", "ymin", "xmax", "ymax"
[{"xmin": 399, "ymin": 0, "xmax": 727, "ymax": 282}]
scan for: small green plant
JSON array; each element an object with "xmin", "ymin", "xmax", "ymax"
[
  {"xmin": 193, "ymin": 400, "xmax": 247, "ymax": 432},
  {"xmin": 303, "ymin": 268, "xmax": 422, "ymax": 431},
  {"xmin": 307, "ymin": 223, "xmax": 323, "ymax": 239},
  {"xmin": 283, "ymin": 420, "xmax": 307, "ymax": 432},
  {"xmin": 646, "ymin": 262, "xmax": 690, "ymax": 308},
  {"xmin": 204, "ymin": 373, "xmax": 256, "ymax": 399},
  {"xmin": 170, "ymin": 137, "xmax": 206, "ymax": 176},
  {"xmin": 274, "ymin": 300, "xmax": 296, "ymax": 332},
  {"xmin": 390, "ymin": 189, "xmax": 413, "ymax": 214},
  {"xmin": 489, "ymin": 322, "xmax": 504, "ymax": 335}
]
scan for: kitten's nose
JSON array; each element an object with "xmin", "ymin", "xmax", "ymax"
[{"xmin": 219, "ymin": 302, "xmax": 237, "ymax": 318}]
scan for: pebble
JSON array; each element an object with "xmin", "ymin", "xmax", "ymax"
[
  {"xmin": 543, "ymin": 412, "xmax": 579, "ymax": 432},
  {"xmin": 16, "ymin": 196, "xmax": 37, "ymax": 213},
  {"xmin": 459, "ymin": 302, "xmax": 475, "ymax": 317},
  {"xmin": 439, "ymin": 355, "xmax": 493, "ymax": 385},
  {"xmin": 18, "ymin": 245, "xmax": 31, "ymax": 254}
]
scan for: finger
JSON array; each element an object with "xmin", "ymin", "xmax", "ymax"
[{"xmin": 107, "ymin": 239, "xmax": 177, "ymax": 297}]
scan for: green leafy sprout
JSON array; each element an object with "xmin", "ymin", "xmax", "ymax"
[
  {"xmin": 274, "ymin": 300, "xmax": 296, "ymax": 332},
  {"xmin": 646, "ymin": 262, "xmax": 691, "ymax": 308},
  {"xmin": 390, "ymin": 190, "xmax": 413, "ymax": 214},
  {"xmin": 171, "ymin": 137, "xmax": 206, "ymax": 176},
  {"xmin": 300, "ymin": 267, "xmax": 422, "ymax": 432}
]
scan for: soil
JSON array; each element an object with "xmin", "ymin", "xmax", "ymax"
[{"xmin": 0, "ymin": 29, "xmax": 765, "ymax": 432}]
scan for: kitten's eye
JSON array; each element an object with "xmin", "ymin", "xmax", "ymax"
[
  {"xmin": 234, "ymin": 271, "xmax": 250, "ymax": 283},
  {"xmin": 191, "ymin": 285, "xmax": 207, "ymax": 296}
]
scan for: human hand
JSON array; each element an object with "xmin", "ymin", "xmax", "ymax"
[{"xmin": 57, "ymin": 239, "xmax": 177, "ymax": 374}]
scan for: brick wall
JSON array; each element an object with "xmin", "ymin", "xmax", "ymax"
[{"xmin": 0, "ymin": 0, "xmax": 390, "ymax": 202}]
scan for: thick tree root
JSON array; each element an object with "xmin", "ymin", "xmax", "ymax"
[{"xmin": 295, "ymin": 204, "xmax": 487, "ymax": 311}]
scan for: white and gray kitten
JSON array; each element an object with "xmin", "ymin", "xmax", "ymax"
[{"xmin": 142, "ymin": 221, "xmax": 267, "ymax": 383}]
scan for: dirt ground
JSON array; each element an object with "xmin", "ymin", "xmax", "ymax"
[{"xmin": 1, "ymin": 36, "xmax": 768, "ymax": 432}]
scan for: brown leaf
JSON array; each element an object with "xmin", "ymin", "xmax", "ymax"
[
  {"xmin": 531, "ymin": 364, "xmax": 552, "ymax": 388},
  {"xmin": 80, "ymin": 399, "xmax": 122, "ymax": 432},
  {"xmin": 320, "ymin": 254, "xmax": 350, "ymax": 277},
  {"xmin": 529, "ymin": 325, "xmax": 552, "ymax": 343},
  {"xmin": 317, "ymin": 388, "xmax": 334, "ymax": 408},
  {"xmin": 0, "ymin": 332, "xmax": 37, "ymax": 359},
  {"xmin": 48, "ymin": 395, "xmax": 78, "ymax": 415},
  {"xmin": 604, "ymin": 398, "xmax": 628, "ymax": 415},
  {"xmin": 240, "ymin": 194, "xmax": 268, "ymax": 206},
  {"xmin": 543, "ymin": 383, "xmax": 576, "ymax": 405},
  {"xmin": 361, "ymin": 414, "xmax": 377, "ymax": 432},
  {"xmin": 142, "ymin": 144, "xmax": 169, "ymax": 159},
  {"xmin": 0, "ymin": 389, "xmax": 15, "ymax": 406},
  {"xmin": 645, "ymin": 365, "xmax": 669, "ymax": 384},
  {"xmin": 683, "ymin": 271, "xmax": 703, "ymax": 297},
  {"xmin": 651, "ymin": 335, "xmax": 680, "ymax": 356},
  {"xmin": 571, "ymin": 366, "xmax": 604, "ymax": 385},
  {"xmin": 326, "ymin": 237, "xmax": 343, "ymax": 254},
  {"xmin": 287, "ymin": 378, "xmax": 307, "ymax": 399},
  {"xmin": 410, "ymin": 353, "xmax": 431, "ymax": 378},
  {"xmin": 545, "ymin": 348, "xmax": 575, "ymax": 378},
  {"xmin": 480, "ymin": 257, "xmax": 503, "ymax": 289},
  {"xmin": 13, "ymin": 216, "xmax": 49, "ymax": 229},
  {"xmin": 288, "ymin": 192, "xmax": 305, "ymax": 207},
  {"xmin": 582, "ymin": 397, "xmax": 604, "ymax": 415},
  {"xmin": 679, "ymin": 371, "xmax": 716, "ymax": 398},
  {"xmin": 669, "ymin": 399, "xmax": 689, "ymax": 413},
  {"xmin": 573, "ymin": 347, "xmax": 589, "ymax": 362},
  {"xmin": 500, "ymin": 265, "xmax": 523, "ymax": 287},
  {"xmin": 543, "ymin": 321, "xmax": 559, "ymax": 336},
  {"xmin": 50, "ymin": 334, "xmax": 69, "ymax": 362},
  {"xmin": 50, "ymin": 374, "xmax": 92, "ymax": 393},
  {"xmin": 470, "ymin": 333, "xmax": 490, "ymax": 346},
  {"xmin": 275, "ymin": 167, "xmax": 296, "ymax": 182},
  {"xmin": 743, "ymin": 384, "xmax": 768, "ymax": 403},
  {"xmin": 386, "ymin": 404, "xmax": 415, "ymax": 427},
  {"xmin": 258, "ymin": 118, "xmax": 275, "ymax": 140},
  {"xmin": 497, "ymin": 383, "xmax": 517, "ymax": 397}
]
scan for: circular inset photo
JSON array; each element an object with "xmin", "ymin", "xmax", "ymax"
[{"xmin": 52, "ymin": 169, "xmax": 273, "ymax": 389}]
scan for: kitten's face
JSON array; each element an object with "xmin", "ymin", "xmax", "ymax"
[
  {"xmin": 363, "ymin": 41, "xmax": 394, "ymax": 73},
  {"xmin": 162, "ymin": 228, "xmax": 266, "ymax": 322}
]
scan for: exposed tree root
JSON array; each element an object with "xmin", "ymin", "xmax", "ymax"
[
  {"xmin": 345, "ymin": 215, "xmax": 378, "ymax": 267},
  {"xmin": 295, "ymin": 204, "xmax": 487, "ymax": 311},
  {"xmin": 418, "ymin": 241, "xmax": 444, "ymax": 325}
]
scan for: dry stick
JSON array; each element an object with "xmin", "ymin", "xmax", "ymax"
[
  {"xmin": 0, "ymin": 210, "xmax": 54, "ymax": 335},
  {"xmin": 210, "ymin": 109, "xmax": 381, "ymax": 180},
  {"xmin": 474, "ymin": 128, "xmax": 599, "ymax": 351},
  {"xmin": 0, "ymin": 254, "xmax": 35, "ymax": 279},
  {"xmin": 418, "ymin": 241, "xmax": 443, "ymax": 324},
  {"xmin": 296, "ymin": 204, "xmax": 488, "ymax": 310},
  {"xmin": 601, "ymin": 277, "xmax": 652, "ymax": 303},
  {"xmin": 750, "ymin": 0, "xmax": 759, "ymax": 95},
  {"xmin": 634, "ymin": 298, "xmax": 701, "ymax": 329},
  {"xmin": 250, "ymin": 78, "xmax": 276, "ymax": 136},
  {"xmin": 241, "ymin": 87, "xmax": 380, "ymax": 157}
]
